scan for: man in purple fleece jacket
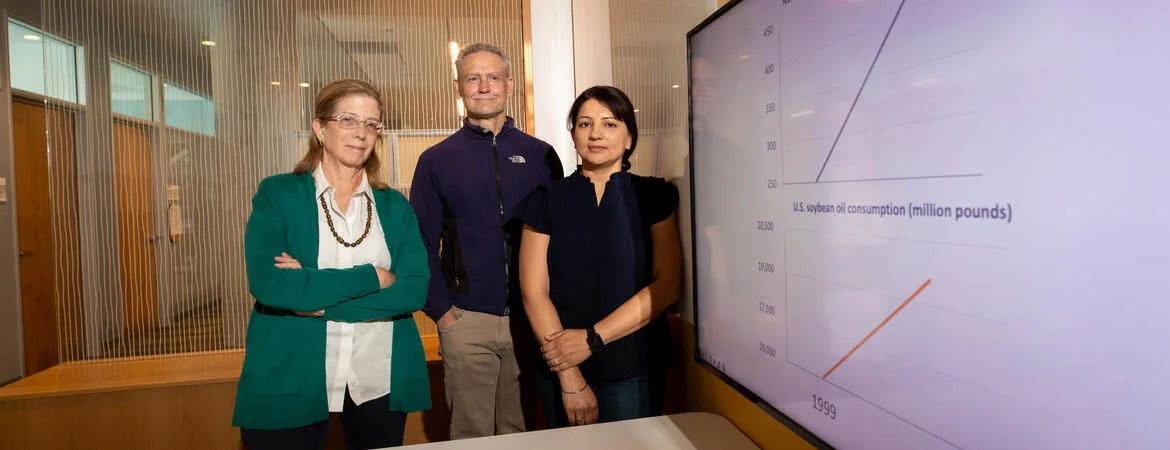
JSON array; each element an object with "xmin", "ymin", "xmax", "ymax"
[{"xmin": 409, "ymin": 43, "xmax": 562, "ymax": 439}]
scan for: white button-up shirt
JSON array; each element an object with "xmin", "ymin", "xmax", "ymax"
[{"xmin": 313, "ymin": 167, "xmax": 394, "ymax": 412}]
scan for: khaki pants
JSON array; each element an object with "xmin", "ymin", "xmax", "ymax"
[{"xmin": 438, "ymin": 306, "xmax": 525, "ymax": 439}]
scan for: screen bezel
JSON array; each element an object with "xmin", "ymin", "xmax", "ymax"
[{"xmin": 686, "ymin": 1, "xmax": 832, "ymax": 448}]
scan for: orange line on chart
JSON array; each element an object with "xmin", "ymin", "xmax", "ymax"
[{"xmin": 822, "ymin": 278, "xmax": 932, "ymax": 379}]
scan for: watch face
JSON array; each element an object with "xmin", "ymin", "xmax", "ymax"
[{"xmin": 588, "ymin": 331, "xmax": 604, "ymax": 352}]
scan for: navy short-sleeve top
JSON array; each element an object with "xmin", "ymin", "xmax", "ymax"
[{"xmin": 516, "ymin": 170, "xmax": 678, "ymax": 383}]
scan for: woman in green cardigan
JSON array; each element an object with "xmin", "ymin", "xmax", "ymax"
[{"xmin": 233, "ymin": 78, "xmax": 431, "ymax": 449}]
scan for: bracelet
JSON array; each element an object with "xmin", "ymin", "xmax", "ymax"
[{"xmin": 561, "ymin": 383, "xmax": 589, "ymax": 395}]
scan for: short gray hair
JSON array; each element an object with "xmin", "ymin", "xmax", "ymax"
[{"xmin": 455, "ymin": 43, "xmax": 511, "ymax": 79}]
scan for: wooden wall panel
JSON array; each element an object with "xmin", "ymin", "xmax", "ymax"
[
  {"xmin": 0, "ymin": 363, "xmax": 449, "ymax": 449},
  {"xmin": 0, "ymin": 344, "xmax": 447, "ymax": 448},
  {"xmin": 0, "ymin": 382, "xmax": 242, "ymax": 450}
]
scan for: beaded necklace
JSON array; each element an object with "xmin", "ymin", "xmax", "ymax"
[{"xmin": 320, "ymin": 192, "xmax": 373, "ymax": 247}]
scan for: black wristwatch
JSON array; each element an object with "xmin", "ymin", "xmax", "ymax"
[{"xmin": 586, "ymin": 326, "xmax": 605, "ymax": 354}]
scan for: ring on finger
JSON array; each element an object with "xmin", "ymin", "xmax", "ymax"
[{"xmin": 552, "ymin": 357, "xmax": 561, "ymax": 366}]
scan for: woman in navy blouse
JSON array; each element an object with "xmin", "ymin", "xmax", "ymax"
[{"xmin": 516, "ymin": 86, "xmax": 683, "ymax": 427}]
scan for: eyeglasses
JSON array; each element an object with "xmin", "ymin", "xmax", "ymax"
[{"xmin": 325, "ymin": 113, "xmax": 385, "ymax": 133}]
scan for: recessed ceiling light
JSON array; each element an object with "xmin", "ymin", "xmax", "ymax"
[
  {"xmin": 23, "ymin": 35, "xmax": 40, "ymax": 41},
  {"xmin": 270, "ymin": 81, "xmax": 281, "ymax": 86},
  {"xmin": 200, "ymin": 40, "xmax": 215, "ymax": 46},
  {"xmin": 298, "ymin": 82, "xmax": 310, "ymax": 88},
  {"xmin": 671, "ymin": 84, "xmax": 680, "ymax": 89}
]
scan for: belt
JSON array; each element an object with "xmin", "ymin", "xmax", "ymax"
[{"xmin": 253, "ymin": 303, "xmax": 299, "ymax": 317}]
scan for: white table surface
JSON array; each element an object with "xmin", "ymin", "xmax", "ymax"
[{"xmin": 400, "ymin": 412, "xmax": 761, "ymax": 450}]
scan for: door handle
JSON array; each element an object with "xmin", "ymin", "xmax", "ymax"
[{"xmin": 18, "ymin": 251, "xmax": 32, "ymax": 257}]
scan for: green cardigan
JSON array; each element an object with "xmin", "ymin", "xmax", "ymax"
[{"xmin": 232, "ymin": 172, "xmax": 431, "ymax": 430}]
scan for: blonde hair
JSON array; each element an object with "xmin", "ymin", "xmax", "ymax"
[{"xmin": 293, "ymin": 78, "xmax": 388, "ymax": 189}]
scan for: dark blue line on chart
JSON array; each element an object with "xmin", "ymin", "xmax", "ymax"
[
  {"xmin": 786, "ymin": 173, "xmax": 982, "ymax": 185},
  {"xmin": 814, "ymin": 0, "xmax": 909, "ymax": 183},
  {"xmin": 777, "ymin": 9, "xmax": 786, "ymax": 197}
]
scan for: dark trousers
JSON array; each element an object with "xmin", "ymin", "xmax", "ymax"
[
  {"xmin": 240, "ymin": 390, "xmax": 406, "ymax": 450},
  {"xmin": 534, "ymin": 369, "xmax": 666, "ymax": 428}
]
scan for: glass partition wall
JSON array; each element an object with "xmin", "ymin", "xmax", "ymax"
[{"xmin": 9, "ymin": 0, "xmax": 526, "ymax": 366}]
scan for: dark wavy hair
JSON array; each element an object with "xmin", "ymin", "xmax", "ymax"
[{"xmin": 567, "ymin": 85, "xmax": 638, "ymax": 171}]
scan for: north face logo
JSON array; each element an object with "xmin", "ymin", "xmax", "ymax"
[{"xmin": 509, "ymin": 155, "xmax": 527, "ymax": 164}]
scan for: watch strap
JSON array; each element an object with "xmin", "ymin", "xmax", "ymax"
[{"xmin": 586, "ymin": 326, "xmax": 604, "ymax": 353}]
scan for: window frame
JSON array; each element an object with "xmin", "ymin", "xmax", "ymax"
[
  {"xmin": 161, "ymin": 81, "xmax": 215, "ymax": 137},
  {"xmin": 109, "ymin": 58, "xmax": 158, "ymax": 123},
  {"xmin": 6, "ymin": 17, "xmax": 87, "ymax": 107}
]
